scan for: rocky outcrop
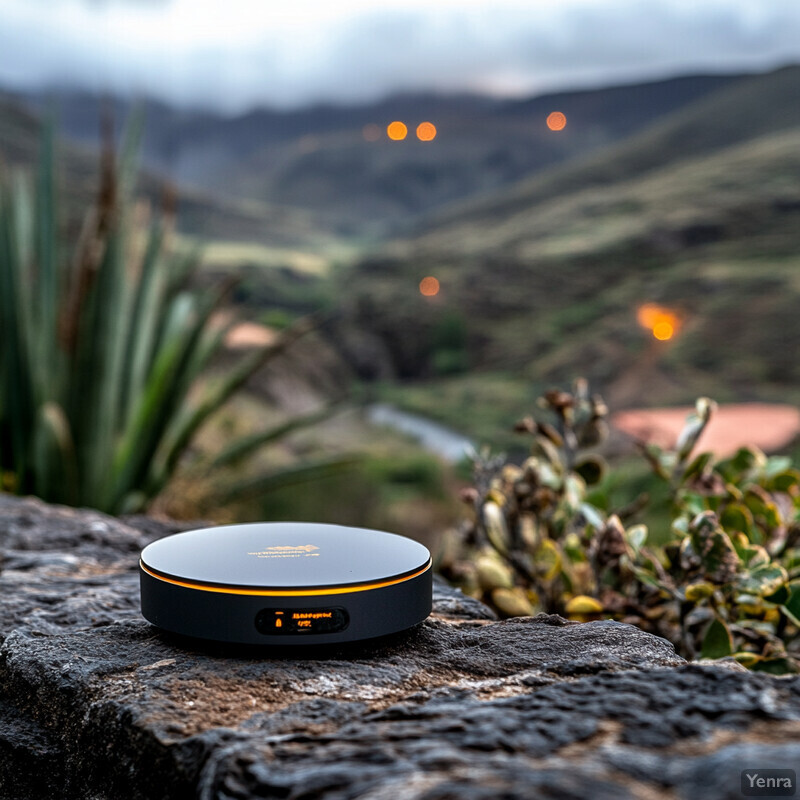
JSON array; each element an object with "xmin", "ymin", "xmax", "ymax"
[{"xmin": 1, "ymin": 494, "xmax": 799, "ymax": 799}]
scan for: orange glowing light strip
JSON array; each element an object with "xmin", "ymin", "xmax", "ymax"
[{"xmin": 139, "ymin": 560, "xmax": 432, "ymax": 596}]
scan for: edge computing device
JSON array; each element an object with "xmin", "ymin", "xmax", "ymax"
[{"xmin": 139, "ymin": 522, "xmax": 432, "ymax": 645}]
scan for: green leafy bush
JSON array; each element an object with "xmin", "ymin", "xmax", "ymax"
[
  {"xmin": 0, "ymin": 126, "xmax": 311, "ymax": 514},
  {"xmin": 440, "ymin": 381, "xmax": 800, "ymax": 672}
]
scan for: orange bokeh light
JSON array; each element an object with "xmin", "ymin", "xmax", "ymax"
[
  {"xmin": 362, "ymin": 123, "xmax": 381, "ymax": 142},
  {"xmin": 419, "ymin": 276, "xmax": 440, "ymax": 297},
  {"xmin": 653, "ymin": 321, "xmax": 675, "ymax": 341},
  {"xmin": 637, "ymin": 303, "xmax": 680, "ymax": 341},
  {"xmin": 416, "ymin": 122, "xmax": 437, "ymax": 141},
  {"xmin": 546, "ymin": 111, "xmax": 567, "ymax": 131},
  {"xmin": 387, "ymin": 121, "xmax": 408, "ymax": 141}
]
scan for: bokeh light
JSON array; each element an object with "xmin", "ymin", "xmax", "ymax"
[
  {"xmin": 387, "ymin": 121, "xmax": 408, "ymax": 141},
  {"xmin": 416, "ymin": 122, "xmax": 437, "ymax": 141},
  {"xmin": 362, "ymin": 123, "xmax": 381, "ymax": 142},
  {"xmin": 653, "ymin": 321, "xmax": 675, "ymax": 341},
  {"xmin": 637, "ymin": 303, "xmax": 680, "ymax": 341},
  {"xmin": 419, "ymin": 276, "xmax": 440, "ymax": 297},
  {"xmin": 546, "ymin": 111, "xmax": 567, "ymax": 131}
]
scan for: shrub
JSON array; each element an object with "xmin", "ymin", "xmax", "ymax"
[{"xmin": 441, "ymin": 381, "xmax": 800, "ymax": 673}]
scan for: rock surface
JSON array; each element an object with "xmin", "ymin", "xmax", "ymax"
[{"xmin": 1, "ymin": 494, "xmax": 799, "ymax": 799}]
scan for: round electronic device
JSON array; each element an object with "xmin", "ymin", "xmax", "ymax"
[{"xmin": 139, "ymin": 522, "xmax": 432, "ymax": 645}]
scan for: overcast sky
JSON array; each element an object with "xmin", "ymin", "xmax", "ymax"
[{"xmin": 1, "ymin": 0, "xmax": 799, "ymax": 112}]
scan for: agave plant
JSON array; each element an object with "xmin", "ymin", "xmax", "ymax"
[{"xmin": 0, "ymin": 123, "xmax": 314, "ymax": 514}]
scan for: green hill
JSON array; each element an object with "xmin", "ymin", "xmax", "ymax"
[
  {"xmin": 220, "ymin": 74, "xmax": 746, "ymax": 235},
  {"xmin": 408, "ymin": 65, "xmax": 800, "ymax": 249},
  {"xmin": 341, "ymin": 66, "xmax": 800, "ymax": 406}
]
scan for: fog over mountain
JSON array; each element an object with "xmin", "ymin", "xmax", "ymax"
[{"xmin": 1, "ymin": 0, "xmax": 800, "ymax": 111}]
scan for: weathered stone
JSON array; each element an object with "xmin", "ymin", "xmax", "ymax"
[
  {"xmin": 1, "ymin": 494, "xmax": 799, "ymax": 800},
  {"xmin": 0, "ymin": 698, "xmax": 61, "ymax": 799}
]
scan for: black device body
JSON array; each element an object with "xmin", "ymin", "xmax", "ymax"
[{"xmin": 139, "ymin": 523, "xmax": 432, "ymax": 645}]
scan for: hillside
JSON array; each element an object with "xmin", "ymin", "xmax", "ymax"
[
  {"xmin": 8, "ymin": 66, "xmax": 800, "ymax": 410},
  {"xmin": 16, "ymin": 73, "xmax": 744, "ymax": 235},
  {"xmin": 409, "ymin": 65, "xmax": 800, "ymax": 247},
  {"xmin": 0, "ymin": 93, "xmax": 343, "ymax": 271},
  {"xmin": 341, "ymin": 66, "xmax": 800, "ymax": 406}
]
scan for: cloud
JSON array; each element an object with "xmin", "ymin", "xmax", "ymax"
[{"xmin": 1, "ymin": 0, "xmax": 799, "ymax": 110}]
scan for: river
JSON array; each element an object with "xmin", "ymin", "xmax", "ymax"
[{"xmin": 366, "ymin": 404, "xmax": 475, "ymax": 463}]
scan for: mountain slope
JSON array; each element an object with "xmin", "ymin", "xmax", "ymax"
[
  {"xmin": 221, "ymin": 74, "xmax": 747, "ymax": 234},
  {"xmin": 409, "ymin": 65, "xmax": 800, "ymax": 250},
  {"xmin": 341, "ymin": 66, "xmax": 800, "ymax": 402},
  {"xmin": 16, "ymin": 72, "xmax": 746, "ymax": 234}
]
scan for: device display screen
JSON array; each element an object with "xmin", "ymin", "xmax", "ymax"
[{"xmin": 255, "ymin": 607, "xmax": 349, "ymax": 635}]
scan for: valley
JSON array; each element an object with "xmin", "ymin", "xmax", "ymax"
[{"xmin": 3, "ymin": 64, "xmax": 800, "ymax": 528}]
